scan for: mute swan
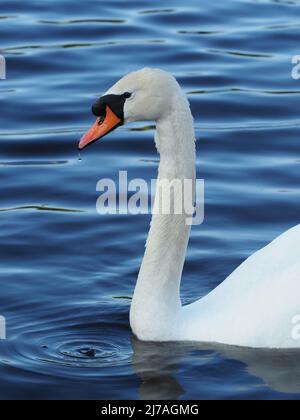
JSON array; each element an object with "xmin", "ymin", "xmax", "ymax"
[{"xmin": 79, "ymin": 68, "xmax": 300, "ymax": 349}]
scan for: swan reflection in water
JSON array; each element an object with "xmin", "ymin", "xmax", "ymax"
[{"xmin": 131, "ymin": 337, "xmax": 300, "ymax": 399}]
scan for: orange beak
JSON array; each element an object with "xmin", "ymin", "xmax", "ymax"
[{"xmin": 78, "ymin": 105, "xmax": 122, "ymax": 150}]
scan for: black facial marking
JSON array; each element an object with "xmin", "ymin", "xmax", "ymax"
[{"xmin": 92, "ymin": 94, "xmax": 127, "ymax": 123}]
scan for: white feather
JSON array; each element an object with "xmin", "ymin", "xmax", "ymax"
[{"xmin": 107, "ymin": 68, "xmax": 300, "ymax": 349}]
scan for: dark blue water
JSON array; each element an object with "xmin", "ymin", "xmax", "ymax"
[{"xmin": 1, "ymin": 0, "xmax": 300, "ymax": 400}]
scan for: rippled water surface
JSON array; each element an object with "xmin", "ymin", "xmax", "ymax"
[{"xmin": 1, "ymin": 0, "xmax": 300, "ymax": 400}]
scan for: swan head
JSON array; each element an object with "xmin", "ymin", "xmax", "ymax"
[{"xmin": 78, "ymin": 68, "xmax": 180, "ymax": 150}]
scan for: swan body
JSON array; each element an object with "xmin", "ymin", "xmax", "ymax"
[
  {"xmin": 183, "ymin": 224, "xmax": 300, "ymax": 348},
  {"xmin": 80, "ymin": 68, "xmax": 300, "ymax": 349}
]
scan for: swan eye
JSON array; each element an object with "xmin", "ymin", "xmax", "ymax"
[{"xmin": 124, "ymin": 92, "xmax": 132, "ymax": 99}]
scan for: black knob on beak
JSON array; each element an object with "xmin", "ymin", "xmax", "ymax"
[{"xmin": 92, "ymin": 98, "xmax": 106, "ymax": 117}]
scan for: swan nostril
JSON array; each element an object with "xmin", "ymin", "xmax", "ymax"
[{"xmin": 98, "ymin": 115, "xmax": 105, "ymax": 126}]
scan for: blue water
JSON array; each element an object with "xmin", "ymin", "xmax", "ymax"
[{"xmin": 1, "ymin": 0, "xmax": 300, "ymax": 400}]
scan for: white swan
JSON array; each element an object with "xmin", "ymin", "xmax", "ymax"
[{"xmin": 79, "ymin": 68, "xmax": 300, "ymax": 349}]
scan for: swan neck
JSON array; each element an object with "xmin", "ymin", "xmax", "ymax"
[{"xmin": 130, "ymin": 95, "xmax": 196, "ymax": 340}]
